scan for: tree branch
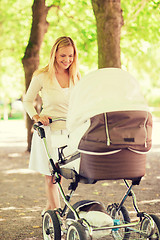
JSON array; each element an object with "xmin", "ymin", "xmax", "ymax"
[
  {"xmin": 127, "ymin": 0, "xmax": 150, "ymax": 23},
  {"xmin": 47, "ymin": 4, "xmax": 74, "ymax": 19}
]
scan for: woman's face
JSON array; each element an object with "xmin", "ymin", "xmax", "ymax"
[{"xmin": 55, "ymin": 46, "xmax": 74, "ymax": 71}]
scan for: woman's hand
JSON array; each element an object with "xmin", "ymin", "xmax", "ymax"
[{"xmin": 32, "ymin": 114, "xmax": 52, "ymax": 126}]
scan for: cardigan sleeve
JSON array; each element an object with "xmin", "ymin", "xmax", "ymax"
[{"xmin": 23, "ymin": 75, "xmax": 42, "ymax": 119}]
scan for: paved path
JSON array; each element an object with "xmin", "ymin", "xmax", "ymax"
[{"xmin": 0, "ymin": 119, "xmax": 159, "ymax": 240}]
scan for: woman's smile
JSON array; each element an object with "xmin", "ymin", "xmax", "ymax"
[{"xmin": 56, "ymin": 46, "xmax": 74, "ymax": 70}]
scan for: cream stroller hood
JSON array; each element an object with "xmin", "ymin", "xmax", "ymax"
[{"xmin": 66, "ymin": 68, "xmax": 149, "ymax": 133}]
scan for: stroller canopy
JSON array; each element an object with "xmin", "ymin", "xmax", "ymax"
[{"xmin": 67, "ymin": 68, "xmax": 149, "ymax": 132}]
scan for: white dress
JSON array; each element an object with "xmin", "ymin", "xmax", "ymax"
[{"xmin": 23, "ymin": 72, "xmax": 75, "ymax": 175}]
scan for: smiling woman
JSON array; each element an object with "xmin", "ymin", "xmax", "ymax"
[
  {"xmin": 23, "ymin": 36, "xmax": 81, "ymax": 215},
  {"xmin": 56, "ymin": 46, "xmax": 74, "ymax": 70},
  {"xmin": 55, "ymin": 46, "xmax": 74, "ymax": 88}
]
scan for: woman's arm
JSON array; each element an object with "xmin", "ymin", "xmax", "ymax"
[
  {"xmin": 23, "ymin": 75, "xmax": 52, "ymax": 126},
  {"xmin": 23, "ymin": 75, "xmax": 42, "ymax": 119}
]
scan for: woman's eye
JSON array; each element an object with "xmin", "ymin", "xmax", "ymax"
[{"xmin": 60, "ymin": 54, "xmax": 73, "ymax": 58}]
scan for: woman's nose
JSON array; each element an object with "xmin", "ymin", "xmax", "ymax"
[{"xmin": 64, "ymin": 56, "xmax": 70, "ymax": 62}]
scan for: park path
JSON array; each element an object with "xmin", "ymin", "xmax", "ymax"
[{"xmin": 0, "ymin": 118, "xmax": 160, "ymax": 240}]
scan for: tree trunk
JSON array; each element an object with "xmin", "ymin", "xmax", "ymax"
[
  {"xmin": 22, "ymin": 0, "xmax": 49, "ymax": 151},
  {"xmin": 91, "ymin": 0, "xmax": 123, "ymax": 68}
]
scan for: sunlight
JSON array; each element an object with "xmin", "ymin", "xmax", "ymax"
[
  {"xmin": 25, "ymin": 206, "xmax": 42, "ymax": 212},
  {"xmin": 3, "ymin": 168, "xmax": 35, "ymax": 175},
  {"xmin": 139, "ymin": 199, "xmax": 160, "ymax": 204},
  {"xmin": 8, "ymin": 153, "xmax": 22, "ymax": 158},
  {"xmin": 0, "ymin": 206, "xmax": 18, "ymax": 211},
  {"xmin": 0, "ymin": 142, "xmax": 27, "ymax": 147},
  {"xmin": 150, "ymin": 148, "xmax": 160, "ymax": 153},
  {"xmin": 0, "ymin": 218, "xmax": 6, "ymax": 222},
  {"xmin": 21, "ymin": 216, "xmax": 36, "ymax": 220},
  {"xmin": 152, "ymin": 121, "xmax": 160, "ymax": 146},
  {"xmin": 0, "ymin": 206, "xmax": 42, "ymax": 212}
]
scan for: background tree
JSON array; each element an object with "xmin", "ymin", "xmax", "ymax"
[
  {"xmin": 0, "ymin": 0, "xmax": 160, "ymax": 144},
  {"xmin": 91, "ymin": 0, "xmax": 123, "ymax": 68},
  {"xmin": 120, "ymin": 0, "xmax": 160, "ymax": 103},
  {"xmin": 21, "ymin": 0, "xmax": 97, "ymax": 151},
  {"xmin": 22, "ymin": 0, "xmax": 52, "ymax": 151}
]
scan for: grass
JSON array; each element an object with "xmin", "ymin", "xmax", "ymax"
[
  {"xmin": 0, "ymin": 111, "xmax": 24, "ymax": 120},
  {"xmin": 152, "ymin": 111, "xmax": 160, "ymax": 118}
]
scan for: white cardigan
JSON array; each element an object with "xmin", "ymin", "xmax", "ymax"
[
  {"xmin": 23, "ymin": 72, "xmax": 75, "ymax": 175},
  {"xmin": 23, "ymin": 72, "xmax": 74, "ymax": 131}
]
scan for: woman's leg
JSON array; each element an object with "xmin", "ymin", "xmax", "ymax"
[{"xmin": 45, "ymin": 175, "xmax": 61, "ymax": 210}]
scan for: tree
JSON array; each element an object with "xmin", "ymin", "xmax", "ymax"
[
  {"xmin": 1, "ymin": 0, "xmax": 160, "ymax": 124},
  {"xmin": 120, "ymin": 0, "xmax": 160, "ymax": 98},
  {"xmin": 91, "ymin": 0, "xmax": 123, "ymax": 68},
  {"xmin": 22, "ymin": 0, "xmax": 51, "ymax": 151},
  {"xmin": 21, "ymin": 0, "xmax": 96, "ymax": 151}
]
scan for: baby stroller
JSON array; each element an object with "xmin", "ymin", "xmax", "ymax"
[{"xmin": 34, "ymin": 68, "xmax": 160, "ymax": 240}]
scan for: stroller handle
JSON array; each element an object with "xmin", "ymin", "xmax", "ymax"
[
  {"xmin": 33, "ymin": 118, "xmax": 53, "ymax": 131},
  {"xmin": 33, "ymin": 117, "xmax": 66, "ymax": 138}
]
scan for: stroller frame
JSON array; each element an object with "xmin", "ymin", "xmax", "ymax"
[{"xmin": 34, "ymin": 120, "xmax": 160, "ymax": 240}]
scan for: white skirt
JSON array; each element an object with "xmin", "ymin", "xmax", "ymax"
[{"xmin": 29, "ymin": 126, "xmax": 72, "ymax": 176}]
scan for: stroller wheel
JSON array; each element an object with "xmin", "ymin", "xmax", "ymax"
[
  {"xmin": 140, "ymin": 214, "xmax": 160, "ymax": 239},
  {"xmin": 108, "ymin": 204, "xmax": 130, "ymax": 240},
  {"xmin": 67, "ymin": 221, "xmax": 87, "ymax": 240},
  {"xmin": 42, "ymin": 210, "xmax": 61, "ymax": 240}
]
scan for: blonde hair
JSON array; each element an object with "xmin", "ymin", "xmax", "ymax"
[{"xmin": 34, "ymin": 36, "xmax": 80, "ymax": 84}]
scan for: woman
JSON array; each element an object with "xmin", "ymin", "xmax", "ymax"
[{"xmin": 23, "ymin": 36, "xmax": 80, "ymax": 213}]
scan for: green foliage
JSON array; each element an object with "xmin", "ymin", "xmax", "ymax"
[
  {"xmin": 121, "ymin": 0, "xmax": 160, "ymax": 101},
  {"xmin": 0, "ymin": 0, "xmax": 33, "ymax": 103},
  {"xmin": 0, "ymin": 0, "xmax": 160, "ymax": 110},
  {"xmin": 41, "ymin": 0, "xmax": 97, "ymax": 75}
]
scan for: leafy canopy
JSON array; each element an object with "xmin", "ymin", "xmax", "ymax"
[{"xmin": 0, "ymin": 0, "xmax": 160, "ymax": 105}]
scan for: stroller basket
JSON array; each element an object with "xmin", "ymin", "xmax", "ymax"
[{"xmin": 79, "ymin": 149, "xmax": 146, "ymax": 181}]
